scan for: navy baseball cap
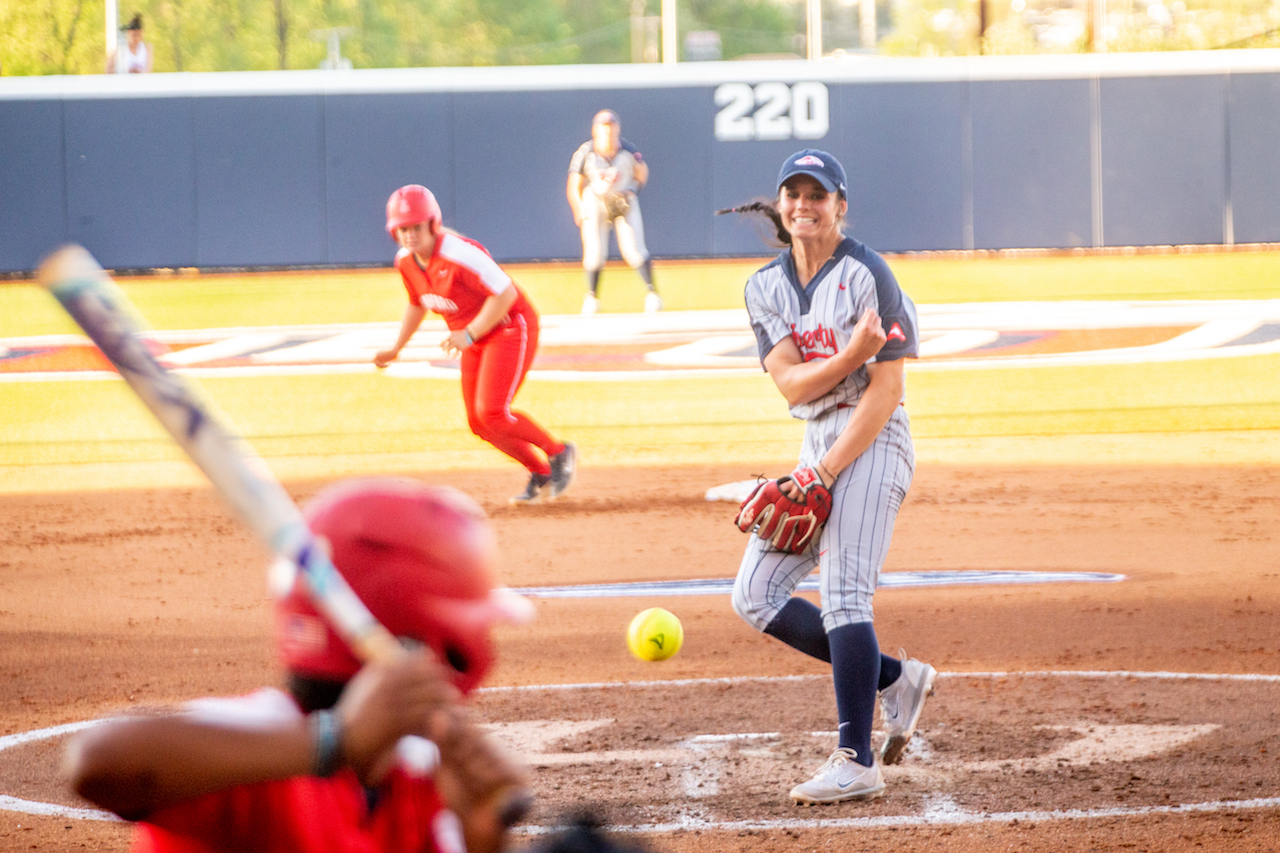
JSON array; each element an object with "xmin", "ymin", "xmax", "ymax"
[{"xmin": 777, "ymin": 149, "xmax": 847, "ymax": 196}]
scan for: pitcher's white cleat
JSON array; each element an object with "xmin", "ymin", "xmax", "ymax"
[
  {"xmin": 879, "ymin": 653, "xmax": 938, "ymax": 765},
  {"xmin": 789, "ymin": 748, "xmax": 885, "ymax": 805}
]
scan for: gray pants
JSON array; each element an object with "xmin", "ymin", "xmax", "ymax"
[
  {"xmin": 580, "ymin": 193, "xmax": 648, "ymax": 272},
  {"xmin": 732, "ymin": 404, "xmax": 914, "ymax": 632}
]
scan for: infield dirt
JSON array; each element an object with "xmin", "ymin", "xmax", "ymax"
[{"xmin": 1, "ymin": 461, "xmax": 1278, "ymax": 852}]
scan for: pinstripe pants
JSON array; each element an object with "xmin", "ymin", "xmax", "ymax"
[{"xmin": 732, "ymin": 404, "xmax": 914, "ymax": 633}]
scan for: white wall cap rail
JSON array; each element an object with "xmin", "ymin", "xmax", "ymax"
[{"xmin": 4, "ymin": 48, "xmax": 1280, "ymax": 100}]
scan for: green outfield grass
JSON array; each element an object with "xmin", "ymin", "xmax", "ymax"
[
  {"xmin": 5, "ymin": 249, "xmax": 1280, "ymax": 337},
  {"xmin": 3, "ymin": 250, "xmax": 1279, "ymax": 492},
  {"xmin": 890, "ymin": 250, "xmax": 1280, "ymax": 303},
  {"xmin": 2, "ymin": 350, "xmax": 1278, "ymax": 493}
]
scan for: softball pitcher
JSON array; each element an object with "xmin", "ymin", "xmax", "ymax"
[
  {"xmin": 721, "ymin": 150, "xmax": 938, "ymax": 804},
  {"xmin": 375, "ymin": 185, "xmax": 576, "ymax": 505}
]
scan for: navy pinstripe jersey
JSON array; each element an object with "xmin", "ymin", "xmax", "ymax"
[
  {"xmin": 568, "ymin": 139, "xmax": 644, "ymax": 196},
  {"xmin": 745, "ymin": 236, "xmax": 919, "ymax": 421}
]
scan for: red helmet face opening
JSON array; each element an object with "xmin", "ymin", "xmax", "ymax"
[
  {"xmin": 274, "ymin": 477, "xmax": 532, "ymax": 694},
  {"xmin": 385, "ymin": 184, "xmax": 442, "ymax": 236}
]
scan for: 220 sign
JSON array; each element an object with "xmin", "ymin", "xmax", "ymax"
[{"xmin": 714, "ymin": 82, "xmax": 830, "ymax": 142}]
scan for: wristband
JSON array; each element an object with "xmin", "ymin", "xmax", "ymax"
[
  {"xmin": 816, "ymin": 460, "xmax": 836, "ymax": 486},
  {"xmin": 310, "ymin": 710, "xmax": 344, "ymax": 777},
  {"xmin": 463, "ymin": 328, "xmax": 475, "ymax": 346}
]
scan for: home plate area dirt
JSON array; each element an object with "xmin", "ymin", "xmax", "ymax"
[
  {"xmin": 1, "ymin": 462, "xmax": 1278, "ymax": 852},
  {"xmin": 470, "ymin": 673, "xmax": 1279, "ymax": 824}
]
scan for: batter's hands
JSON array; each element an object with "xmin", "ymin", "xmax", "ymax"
[
  {"xmin": 334, "ymin": 652, "xmax": 458, "ymax": 784},
  {"xmin": 430, "ymin": 704, "xmax": 532, "ymax": 853}
]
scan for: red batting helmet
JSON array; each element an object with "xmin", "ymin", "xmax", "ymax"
[
  {"xmin": 273, "ymin": 477, "xmax": 533, "ymax": 694},
  {"xmin": 385, "ymin": 184, "xmax": 442, "ymax": 235}
]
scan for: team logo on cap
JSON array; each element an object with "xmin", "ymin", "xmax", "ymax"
[{"xmin": 795, "ymin": 155, "xmax": 825, "ymax": 167}]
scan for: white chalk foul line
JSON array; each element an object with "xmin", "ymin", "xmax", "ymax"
[
  {"xmin": 584, "ymin": 796, "xmax": 1280, "ymax": 834},
  {"xmin": 514, "ymin": 570, "xmax": 1126, "ymax": 599},
  {"xmin": 0, "ymin": 720, "xmax": 121, "ymax": 822},
  {"xmin": 5, "ymin": 671, "xmax": 1277, "ymax": 825},
  {"xmin": 0, "ymin": 795, "xmax": 119, "ymax": 822},
  {"xmin": 475, "ymin": 669, "xmax": 1280, "ymax": 695}
]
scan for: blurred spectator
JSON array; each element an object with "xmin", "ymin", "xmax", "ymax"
[{"xmin": 107, "ymin": 14, "xmax": 153, "ymax": 74}]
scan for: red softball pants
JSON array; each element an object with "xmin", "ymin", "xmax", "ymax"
[{"xmin": 459, "ymin": 311, "xmax": 564, "ymax": 475}]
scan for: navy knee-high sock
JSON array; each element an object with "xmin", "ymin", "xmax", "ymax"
[
  {"xmin": 763, "ymin": 598, "xmax": 830, "ymax": 662},
  {"xmin": 879, "ymin": 654, "xmax": 902, "ymax": 690},
  {"xmin": 829, "ymin": 622, "xmax": 881, "ymax": 766},
  {"xmin": 638, "ymin": 258, "xmax": 654, "ymax": 289},
  {"xmin": 764, "ymin": 600, "xmax": 905, "ymax": 690}
]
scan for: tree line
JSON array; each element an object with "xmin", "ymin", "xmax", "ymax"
[
  {"xmin": 0, "ymin": 0, "xmax": 800, "ymax": 75},
  {"xmin": 8, "ymin": 0, "xmax": 1278, "ymax": 77}
]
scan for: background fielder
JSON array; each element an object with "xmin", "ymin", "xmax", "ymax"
[
  {"xmin": 722, "ymin": 149, "xmax": 938, "ymax": 805},
  {"xmin": 375, "ymin": 184, "xmax": 576, "ymax": 505},
  {"xmin": 566, "ymin": 109, "xmax": 661, "ymax": 315}
]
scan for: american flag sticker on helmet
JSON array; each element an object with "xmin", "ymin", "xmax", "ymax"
[{"xmin": 280, "ymin": 613, "xmax": 330, "ymax": 657}]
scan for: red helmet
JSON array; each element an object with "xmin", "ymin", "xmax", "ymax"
[
  {"xmin": 385, "ymin": 184, "xmax": 442, "ymax": 236},
  {"xmin": 273, "ymin": 477, "xmax": 533, "ymax": 694}
]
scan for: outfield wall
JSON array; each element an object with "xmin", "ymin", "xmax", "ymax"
[{"xmin": 3, "ymin": 51, "xmax": 1280, "ymax": 272}]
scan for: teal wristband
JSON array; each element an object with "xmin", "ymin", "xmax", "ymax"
[
  {"xmin": 310, "ymin": 710, "xmax": 343, "ymax": 777},
  {"xmin": 463, "ymin": 328, "xmax": 475, "ymax": 346}
]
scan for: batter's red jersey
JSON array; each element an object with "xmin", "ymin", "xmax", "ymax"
[
  {"xmin": 128, "ymin": 689, "xmax": 464, "ymax": 853},
  {"xmin": 395, "ymin": 232, "xmax": 536, "ymax": 335}
]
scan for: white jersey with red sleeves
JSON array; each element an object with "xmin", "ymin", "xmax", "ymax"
[
  {"xmin": 745, "ymin": 236, "xmax": 919, "ymax": 421},
  {"xmin": 395, "ymin": 231, "xmax": 534, "ymax": 334},
  {"xmin": 130, "ymin": 688, "xmax": 463, "ymax": 853}
]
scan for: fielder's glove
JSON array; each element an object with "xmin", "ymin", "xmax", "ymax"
[
  {"xmin": 601, "ymin": 191, "xmax": 631, "ymax": 220},
  {"xmin": 734, "ymin": 467, "xmax": 832, "ymax": 554}
]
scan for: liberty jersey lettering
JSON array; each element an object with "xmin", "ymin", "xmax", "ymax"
[{"xmin": 746, "ymin": 236, "xmax": 919, "ymax": 420}]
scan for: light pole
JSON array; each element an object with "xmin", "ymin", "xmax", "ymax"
[
  {"xmin": 105, "ymin": 0, "xmax": 119, "ymax": 65},
  {"xmin": 807, "ymin": 0, "xmax": 823, "ymax": 59},
  {"xmin": 861, "ymin": 0, "xmax": 876, "ymax": 50},
  {"xmin": 632, "ymin": 0, "xmax": 660, "ymax": 62},
  {"xmin": 662, "ymin": 0, "xmax": 677, "ymax": 63},
  {"xmin": 1091, "ymin": 0, "xmax": 1108, "ymax": 52}
]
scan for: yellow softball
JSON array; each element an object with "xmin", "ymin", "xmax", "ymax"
[{"xmin": 627, "ymin": 607, "xmax": 684, "ymax": 662}]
